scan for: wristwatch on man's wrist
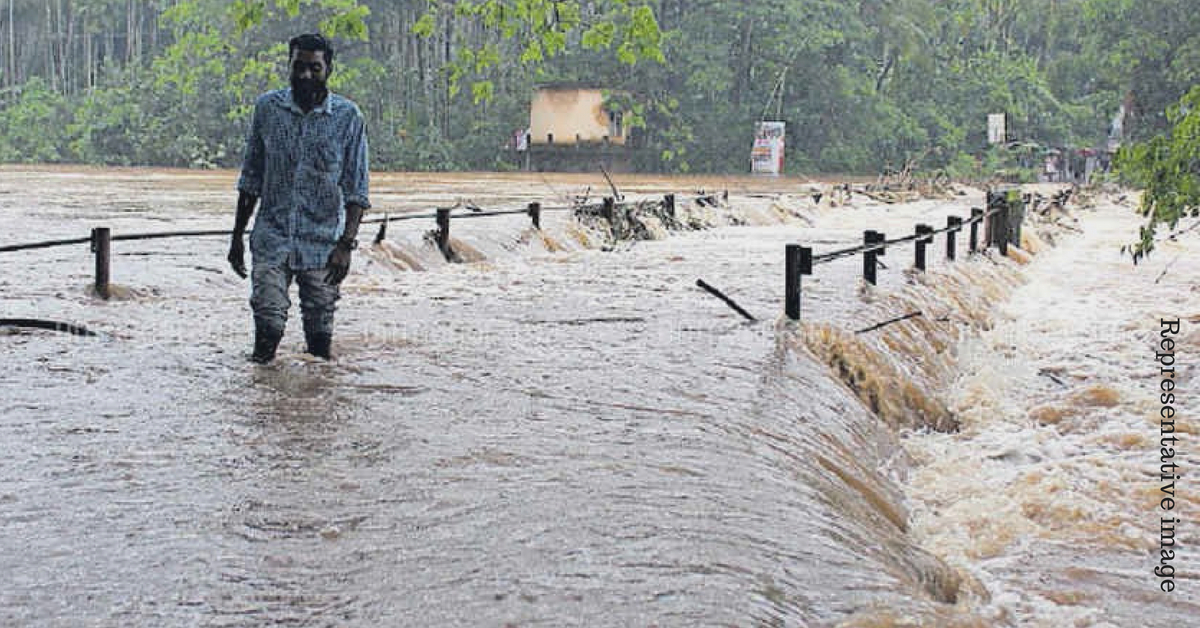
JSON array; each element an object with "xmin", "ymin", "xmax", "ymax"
[{"xmin": 336, "ymin": 237, "xmax": 358, "ymax": 251}]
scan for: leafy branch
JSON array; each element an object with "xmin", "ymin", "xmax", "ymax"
[{"xmin": 1116, "ymin": 85, "xmax": 1200, "ymax": 262}]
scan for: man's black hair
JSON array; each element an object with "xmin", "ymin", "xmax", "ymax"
[{"xmin": 289, "ymin": 33, "xmax": 334, "ymax": 65}]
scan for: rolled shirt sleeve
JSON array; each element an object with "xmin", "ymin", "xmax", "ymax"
[
  {"xmin": 236, "ymin": 96, "xmax": 267, "ymax": 197},
  {"xmin": 339, "ymin": 106, "xmax": 371, "ymax": 210}
]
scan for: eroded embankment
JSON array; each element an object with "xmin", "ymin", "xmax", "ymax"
[{"xmin": 769, "ymin": 189, "xmax": 1074, "ymax": 626}]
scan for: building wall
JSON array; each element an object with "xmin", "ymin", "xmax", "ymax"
[{"xmin": 529, "ymin": 88, "xmax": 626, "ymax": 146}]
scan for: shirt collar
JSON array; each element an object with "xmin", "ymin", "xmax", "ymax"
[{"xmin": 279, "ymin": 87, "xmax": 334, "ymax": 116}]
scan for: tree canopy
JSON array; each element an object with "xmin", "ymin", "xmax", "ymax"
[{"xmin": 0, "ymin": 0, "xmax": 1196, "ymax": 177}]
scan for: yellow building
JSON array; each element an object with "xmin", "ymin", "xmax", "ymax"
[
  {"xmin": 529, "ymin": 84, "xmax": 627, "ymax": 146},
  {"xmin": 518, "ymin": 84, "xmax": 637, "ymax": 172}
]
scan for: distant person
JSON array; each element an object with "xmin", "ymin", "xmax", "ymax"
[{"xmin": 227, "ymin": 33, "xmax": 370, "ymax": 363}]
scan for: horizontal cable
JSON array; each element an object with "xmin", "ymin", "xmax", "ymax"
[
  {"xmin": 0, "ymin": 236, "xmax": 93, "ymax": 253},
  {"xmin": 112, "ymin": 229, "xmax": 230, "ymax": 241},
  {"xmin": 361, "ymin": 212, "xmax": 434, "ymax": 224},
  {"xmin": 809, "ymin": 205, "xmax": 1001, "ymax": 266},
  {"xmin": 453, "ymin": 207, "xmax": 533, "ymax": 219},
  {"xmin": 0, "ymin": 193, "xmax": 984, "ymax": 254}
]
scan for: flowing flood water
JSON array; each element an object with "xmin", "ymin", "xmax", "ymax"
[{"xmin": 1, "ymin": 167, "xmax": 1197, "ymax": 626}]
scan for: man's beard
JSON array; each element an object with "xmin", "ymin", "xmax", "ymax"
[{"xmin": 291, "ymin": 78, "xmax": 328, "ymax": 110}]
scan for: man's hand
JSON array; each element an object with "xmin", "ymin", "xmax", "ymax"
[
  {"xmin": 228, "ymin": 192, "xmax": 257, "ymax": 279},
  {"xmin": 325, "ymin": 241, "xmax": 353, "ymax": 285},
  {"xmin": 228, "ymin": 234, "xmax": 247, "ymax": 278}
]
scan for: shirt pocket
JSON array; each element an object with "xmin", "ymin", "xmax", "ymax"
[
  {"xmin": 311, "ymin": 142, "xmax": 342, "ymax": 175},
  {"xmin": 299, "ymin": 141, "xmax": 344, "ymax": 234},
  {"xmin": 301, "ymin": 142, "xmax": 342, "ymax": 195}
]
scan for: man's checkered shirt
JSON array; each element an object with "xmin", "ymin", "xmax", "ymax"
[{"xmin": 237, "ymin": 87, "xmax": 370, "ymax": 270}]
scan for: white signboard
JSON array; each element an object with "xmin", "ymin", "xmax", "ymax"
[
  {"xmin": 751, "ymin": 121, "xmax": 786, "ymax": 175},
  {"xmin": 987, "ymin": 113, "xmax": 1007, "ymax": 145}
]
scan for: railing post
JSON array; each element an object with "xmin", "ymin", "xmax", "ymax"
[
  {"xmin": 915, "ymin": 224, "xmax": 934, "ymax": 271},
  {"xmin": 1006, "ymin": 188, "xmax": 1024, "ymax": 251},
  {"xmin": 436, "ymin": 207, "xmax": 452, "ymax": 259},
  {"xmin": 987, "ymin": 189, "xmax": 1016, "ymax": 255},
  {"xmin": 946, "ymin": 216, "xmax": 962, "ymax": 261},
  {"xmin": 970, "ymin": 208, "xmax": 982, "ymax": 253},
  {"xmin": 996, "ymin": 200, "xmax": 1010, "ymax": 257},
  {"xmin": 786, "ymin": 245, "xmax": 801, "ymax": 320},
  {"xmin": 528, "ymin": 202, "xmax": 541, "ymax": 230},
  {"xmin": 985, "ymin": 190, "xmax": 999, "ymax": 250},
  {"xmin": 863, "ymin": 230, "xmax": 885, "ymax": 285},
  {"xmin": 785, "ymin": 245, "xmax": 813, "ymax": 321},
  {"xmin": 374, "ymin": 214, "xmax": 389, "ymax": 244},
  {"xmin": 863, "ymin": 231, "xmax": 876, "ymax": 286},
  {"xmin": 91, "ymin": 227, "xmax": 111, "ymax": 300}
]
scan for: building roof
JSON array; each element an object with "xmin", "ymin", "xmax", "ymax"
[{"xmin": 533, "ymin": 82, "xmax": 608, "ymax": 91}]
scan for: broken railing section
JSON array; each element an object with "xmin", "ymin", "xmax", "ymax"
[
  {"xmin": 784, "ymin": 188, "xmax": 1025, "ymax": 321},
  {"xmin": 378, "ymin": 192, "xmax": 717, "ymax": 262},
  {"xmin": 570, "ymin": 192, "xmax": 721, "ymax": 244}
]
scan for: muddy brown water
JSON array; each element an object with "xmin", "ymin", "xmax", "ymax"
[{"xmin": 1, "ymin": 168, "xmax": 1196, "ymax": 626}]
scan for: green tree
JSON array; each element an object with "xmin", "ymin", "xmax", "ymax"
[
  {"xmin": 0, "ymin": 0, "xmax": 1197, "ymax": 176},
  {"xmin": 1115, "ymin": 85, "xmax": 1200, "ymax": 261},
  {"xmin": 0, "ymin": 77, "xmax": 68, "ymax": 162}
]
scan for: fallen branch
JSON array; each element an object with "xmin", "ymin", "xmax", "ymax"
[
  {"xmin": 696, "ymin": 279, "xmax": 757, "ymax": 322},
  {"xmin": 1038, "ymin": 368, "xmax": 1067, "ymax": 387},
  {"xmin": 1166, "ymin": 219, "xmax": 1200, "ymax": 240},
  {"xmin": 855, "ymin": 311, "xmax": 922, "ymax": 334},
  {"xmin": 1156, "ymin": 255, "xmax": 1180, "ymax": 284},
  {"xmin": 0, "ymin": 318, "xmax": 99, "ymax": 337},
  {"xmin": 600, "ymin": 165, "xmax": 623, "ymax": 201}
]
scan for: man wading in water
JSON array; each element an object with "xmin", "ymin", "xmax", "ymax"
[{"xmin": 227, "ymin": 33, "xmax": 370, "ymax": 363}]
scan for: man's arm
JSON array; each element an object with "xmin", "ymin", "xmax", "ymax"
[
  {"xmin": 339, "ymin": 202, "xmax": 365, "ymax": 247},
  {"xmin": 327, "ymin": 106, "xmax": 371, "ymax": 285},
  {"xmin": 230, "ymin": 98, "xmax": 266, "ymax": 279},
  {"xmin": 234, "ymin": 192, "xmax": 258, "ymax": 234},
  {"xmin": 228, "ymin": 192, "xmax": 258, "ymax": 279}
]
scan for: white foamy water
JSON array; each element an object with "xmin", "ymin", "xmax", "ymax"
[{"xmin": 900, "ymin": 189, "xmax": 1200, "ymax": 627}]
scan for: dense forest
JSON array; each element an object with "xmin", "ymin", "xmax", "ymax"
[{"xmin": 0, "ymin": 0, "xmax": 1197, "ymax": 178}]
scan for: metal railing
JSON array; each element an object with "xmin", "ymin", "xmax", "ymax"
[
  {"xmin": 784, "ymin": 189, "xmax": 1022, "ymax": 321},
  {"xmin": 0, "ymin": 192, "xmax": 716, "ymax": 299}
]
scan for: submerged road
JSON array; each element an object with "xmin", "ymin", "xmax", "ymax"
[{"xmin": 0, "ymin": 168, "xmax": 1194, "ymax": 626}]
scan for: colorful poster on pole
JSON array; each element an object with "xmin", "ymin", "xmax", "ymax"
[{"xmin": 751, "ymin": 121, "xmax": 786, "ymax": 175}]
